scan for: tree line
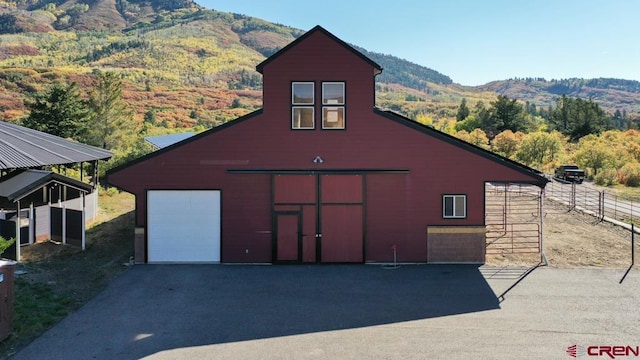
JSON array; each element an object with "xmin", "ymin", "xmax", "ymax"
[{"xmin": 452, "ymin": 94, "xmax": 640, "ymax": 186}]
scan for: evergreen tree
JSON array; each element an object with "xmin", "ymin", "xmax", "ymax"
[
  {"xmin": 548, "ymin": 95, "xmax": 613, "ymax": 141},
  {"xmin": 21, "ymin": 82, "xmax": 89, "ymax": 139},
  {"xmin": 486, "ymin": 95, "xmax": 526, "ymax": 137},
  {"xmin": 84, "ymin": 72, "xmax": 138, "ymax": 150},
  {"xmin": 456, "ymin": 98, "xmax": 470, "ymax": 121}
]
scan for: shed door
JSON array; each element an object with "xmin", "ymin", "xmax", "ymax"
[{"xmin": 147, "ymin": 190, "xmax": 220, "ymax": 263}]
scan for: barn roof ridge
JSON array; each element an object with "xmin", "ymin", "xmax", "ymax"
[
  {"xmin": 256, "ymin": 25, "xmax": 383, "ymax": 75},
  {"xmin": 373, "ymin": 108, "xmax": 549, "ymax": 186}
]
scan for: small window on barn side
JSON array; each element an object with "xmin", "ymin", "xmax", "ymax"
[
  {"xmin": 322, "ymin": 82, "xmax": 345, "ymax": 129},
  {"xmin": 292, "ymin": 82, "xmax": 314, "ymax": 129},
  {"xmin": 443, "ymin": 195, "xmax": 466, "ymax": 218}
]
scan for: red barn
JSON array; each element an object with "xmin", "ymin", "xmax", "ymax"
[{"xmin": 107, "ymin": 26, "xmax": 547, "ymax": 264}]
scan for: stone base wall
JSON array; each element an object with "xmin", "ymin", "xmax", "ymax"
[
  {"xmin": 427, "ymin": 226, "xmax": 486, "ymax": 263},
  {"xmin": 134, "ymin": 227, "xmax": 145, "ymax": 263}
]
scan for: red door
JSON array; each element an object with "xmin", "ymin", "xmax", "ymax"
[
  {"xmin": 275, "ymin": 212, "xmax": 301, "ymax": 262},
  {"xmin": 321, "ymin": 205, "xmax": 363, "ymax": 262},
  {"xmin": 319, "ymin": 175, "xmax": 364, "ymax": 263},
  {"xmin": 272, "ymin": 174, "xmax": 364, "ymax": 263}
]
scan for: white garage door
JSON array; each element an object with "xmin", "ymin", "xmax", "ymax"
[{"xmin": 147, "ymin": 190, "xmax": 221, "ymax": 263}]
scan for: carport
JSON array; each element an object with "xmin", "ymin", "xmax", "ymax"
[{"xmin": 0, "ymin": 169, "xmax": 93, "ymax": 261}]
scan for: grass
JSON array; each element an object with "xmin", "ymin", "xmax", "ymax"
[
  {"xmin": 12, "ymin": 280, "xmax": 75, "ymax": 335},
  {"xmin": 611, "ymin": 184, "xmax": 640, "ymax": 200},
  {"xmin": 0, "ymin": 190, "xmax": 135, "ymax": 359}
]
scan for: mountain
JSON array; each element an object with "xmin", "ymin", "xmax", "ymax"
[
  {"xmin": 479, "ymin": 77, "xmax": 640, "ymax": 115},
  {"xmin": 0, "ymin": 0, "xmax": 201, "ymax": 32},
  {"xmin": 0, "ymin": 0, "xmax": 638, "ymax": 130}
]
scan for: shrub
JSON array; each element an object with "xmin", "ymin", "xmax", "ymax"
[
  {"xmin": 106, "ymin": 186, "xmax": 120, "ymax": 196},
  {"xmin": 0, "ymin": 236, "xmax": 15, "ymax": 256},
  {"xmin": 594, "ymin": 168, "xmax": 617, "ymax": 186},
  {"xmin": 618, "ymin": 162, "xmax": 640, "ymax": 187}
]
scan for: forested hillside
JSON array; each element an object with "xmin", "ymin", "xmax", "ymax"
[
  {"xmin": 1, "ymin": 0, "xmax": 640, "ymax": 186},
  {"xmin": 480, "ymin": 78, "xmax": 640, "ymax": 115}
]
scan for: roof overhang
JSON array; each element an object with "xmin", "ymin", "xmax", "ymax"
[
  {"xmin": 0, "ymin": 170, "xmax": 93, "ymax": 202},
  {"xmin": 0, "ymin": 121, "xmax": 113, "ymax": 170}
]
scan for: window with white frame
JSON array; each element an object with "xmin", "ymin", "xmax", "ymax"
[
  {"xmin": 292, "ymin": 82, "xmax": 314, "ymax": 129},
  {"xmin": 322, "ymin": 82, "xmax": 345, "ymax": 129},
  {"xmin": 443, "ymin": 195, "xmax": 466, "ymax": 218}
]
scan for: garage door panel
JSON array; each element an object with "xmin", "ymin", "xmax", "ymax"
[{"xmin": 147, "ymin": 190, "xmax": 220, "ymax": 263}]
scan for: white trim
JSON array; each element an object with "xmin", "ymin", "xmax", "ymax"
[
  {"xmin": 322, "ymin": 106, "xmax": 345, "ymax": 129},
  {"xmin": 442, "ymin": 194, "xmax": 467, "ymax": 218},
  {"xmin": 291, "ymin": 82, "xmax": 314, "ymax": 105},
  {"xmin": 292, "ymin": 106, "xmax": 315, "ymax": 129},
  {"xmin": 322, "ymin": 82, "xmax": 345, "ymax": 105}
]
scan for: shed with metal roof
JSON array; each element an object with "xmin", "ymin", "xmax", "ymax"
[{"xmin": 0, "ymin": 121, "xmax": 113, "ymax": 261}]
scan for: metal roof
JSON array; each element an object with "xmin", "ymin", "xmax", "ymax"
[
  {"xmin": 144, "ymin": 132, "xmax": 196, "ymax": 150},
  {"xmin": 0, "ymin": 169, "xmax": 92, "ymax": 202},
  {"xmin": 0, "ymin": 121, "xmax": 113, "ymax": 170}
]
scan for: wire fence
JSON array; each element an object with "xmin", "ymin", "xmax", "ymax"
[{"xmin": 545, "ymin": 181, "xmax": 640, "ymax": 226}]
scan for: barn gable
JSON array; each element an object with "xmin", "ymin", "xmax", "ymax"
[
  {"xmin": 256, "ymin": 25, "xmax": 382, "ymax": 75},
  {"xmin": 107, "ymin": 25, "xmax": 547, "ymax": 265}
]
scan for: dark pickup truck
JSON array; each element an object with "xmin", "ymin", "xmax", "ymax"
[{"xmin": 554, "ymin": 165, "xmax": 585, "ymax": 184}]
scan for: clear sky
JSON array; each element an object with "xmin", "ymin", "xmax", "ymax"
[{"xmin": 196, "ymin": 0, "xmax": 640, "ymax": 86}]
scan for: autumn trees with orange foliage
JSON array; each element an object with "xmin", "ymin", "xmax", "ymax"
[{"xmin": 454, "ymin": 95, "xmax": 639, "ymax": 186}]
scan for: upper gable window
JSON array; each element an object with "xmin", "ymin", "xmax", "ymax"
[
  {"xmin": 292, "ymin": 82, "xmax": 314, "ymax": 129},
  {"xmin": 322, "ymin": 82, "xmax": 345, "ymax": 129},
  {"xmin": 292, "ymin": 82, "xmax": 314, "ymax": 104}
]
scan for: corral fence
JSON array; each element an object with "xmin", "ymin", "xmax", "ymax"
[{"xmin": 485, "ymin": 183, "xmax": 542, "ymax": 254}]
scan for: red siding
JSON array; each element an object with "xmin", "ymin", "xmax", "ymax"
[
  {"xmin": 108, "ymin": 27, "xmax": 545, "ymax": 264},
  {"xmin": 320, "ymin": 175, "xmax": 362, "ymax": 203},
  {"xmin": 365, "ymin": 174, "xmax": 421, "ymax": 262},
  {"xmin": 274, "ymin": 175, "xmax": 315, "ymax": 203}
]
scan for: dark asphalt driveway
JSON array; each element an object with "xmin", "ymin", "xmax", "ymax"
[{"xmin": 11, "ymin": 265, "xmax": 640, "ymax": 359}]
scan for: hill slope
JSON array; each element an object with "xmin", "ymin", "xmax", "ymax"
[{"xmin": 0, "ymin": 0, "xmax": 638, "ymax": 130}]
